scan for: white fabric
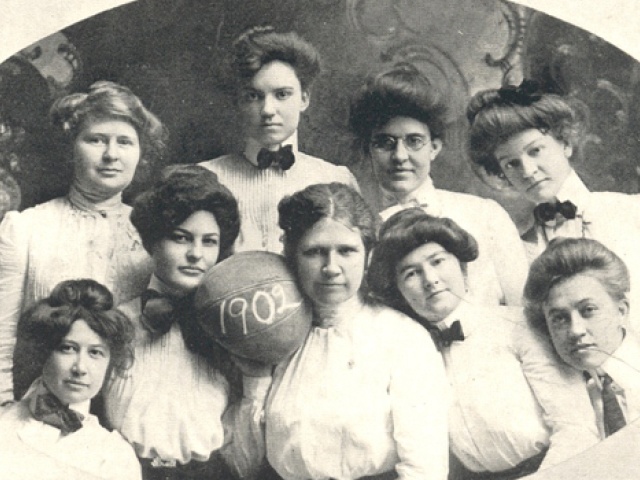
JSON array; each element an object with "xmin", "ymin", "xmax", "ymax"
[
  {"xmin": 198, "ymin": 135, "xmax": 359, "ymax": 253},
  {"xmin": 0, "ymin": 378, "xmax": 141, "ymax": 480},
  {"xmin": 104, "ymin": 284, "xmax": 229, "ymax": 465},
  {"xmin": 440, "ymin": 300, "xmax": 599, "ymax": 472},
  {"xmin": 222, "ymin": 300, "xmax": 449, "ymax": 480},
  {"xmin": 380, "ymin": 179, "xmax": 529, "ymax": 307},
  {"xmin": 523, "ymin": 170, "xmax": 640, "ymax": 332},
  {"xmin": 0, "ymin": 188, "xmax": 153, "ymax": 405},
  {"xmin": 586, "ymin": 331, "xmax": 640, "ymax": 439}
]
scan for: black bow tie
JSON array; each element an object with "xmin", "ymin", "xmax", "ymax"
[
  {"xmin": 533, "ymin": 200, "xmax": 578, "ymax": 224},
  {"xmin": 256, "ymin": 145, "xmax": 295, "ymax": 170},
  {"xmin": 429, "ymin": 320, "xmax": 465, "ymax": 350},
  {"xmin": 141, "ymin": 289, "xmax": 190, "ymax": 336},
  {"xmin": 32, "ymin": 390, "xmax": 84, "ymax": 434}
]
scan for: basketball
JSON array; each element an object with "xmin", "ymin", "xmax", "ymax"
[{"xmin": 194, "ymin": 251, "xmax": 312, "ymax": 364}]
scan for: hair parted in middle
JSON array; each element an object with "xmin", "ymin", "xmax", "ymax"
[
  {"xmin": 467, "ymin": 80, "xmax": 579, "ymax": 177},
  {"xmin": 523, "ymin": 237, "xmax": 630, "ymax": 335},
  {"xmin": 227, "ymin": 25, "xmax": 321, "ymax": 92},
  {"xmin": 348, "ymin": 62, "xmax": 449, "ymax": 155},
  {"xmin": 130, "ymin": 164, "xmax": 240, "ymax": 260},
  {"xmin": 367, "ymin": 208, "xmax": 478, "ymax": 317}
]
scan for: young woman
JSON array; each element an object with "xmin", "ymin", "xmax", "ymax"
[
  {"xmin": 1, "ymin": 81, "xmax": 166, "ymax": 404},
  {"xmin": 467, "ymin": 80, "xmax": 640, "ymax": 330},
  {"xmin": 103, "ymin": 165, "xmax": 240, "ymax": 479},
  {"xmin": 199, "ymin": 26, "xmax": 358, "ymax": 253},
  {"xmin": 349, "ymin": 62, "xmax": 527, "ymax": 307},
  {"xmin": 524, "ymin": 237, "xmax": 640, "ymax": 439},
  {"xmin": 0, "ymin": 279, "xmax": 140, "ymax": 480},
  {"xmin": 222, "ymin": 183, "xmax": 449, "ymax": 480},
  {"xmin": 367, "ymin": 208, "xmax": 599, "ymax": 479}
]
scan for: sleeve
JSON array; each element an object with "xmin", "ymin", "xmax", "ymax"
[
  {"xmin": 342, "ymin": 167, "xmax": 361, "ymax": 193},
  {"xmin": 389, "ymin": 321, "xmax": 449, "ymax": 480},
  {"xmin": 484, "ymin": 199, "xmax": 529, "ymax": 306},
  {"xmin": 220, "ymin": 375, "xmax": 272, "ymax": 480},
  {"xmin": 515, "ymin": 319, "xmax": 600, "ymax": 469},
  {"xmin": 103, "ymin": 435, "xmax": 143, "ymax": 480},
  {"xmin": 0, "ymin": 212, "xmax": 29, "ymax": 405}
]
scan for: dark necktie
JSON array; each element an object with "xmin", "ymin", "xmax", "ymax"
[
  {"xmin": 256, "ymin": 145, "xmax": 295, "ymax": 170},
  {"xmin": 141, "ymin": 289, "xmax": 179, "ymax": 336},
  {"xmin": 533, "ymin": 200, "xmax": 578, "ymax": 224},
  {"xmin": 429, "ymin": 320, "xmax": 465, "ymax": 350},
  {"xmin": 32, "ymin": 390, "xmax": 84, "ymax": 434},
  {"xmin": 600, "ymin": 372, "xmax": 627, "ymax": 436}
]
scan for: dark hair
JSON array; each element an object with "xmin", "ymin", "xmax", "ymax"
[
  {"xmin": 368, "ymin": 208, "xmax": 478, "ymax": 317},
  {"xmin": 349, "ymin": 62, "xmax": 449, "ymax": 155},
  {"xmin": 50, "ymin": 81, "xmax": 167, "ymax": 168},
  {"xmin": 278, "ymin": 182, "xmax": 377, "ymax": 275},
  {"xmin": 17, "ymin": 279, "xmax": 135, "ymax": 383},
  {"xmin": 524, "ymin": 238, "xmax": 630, "ymax": 334},
  {"xmin": 227, "ymin": 26, "xmax": 321, "ymax": 92},
  {"xmin": 130, "ymin": 165, "xmax": 240, "ymax": 259},
  {"xmin": 467, "ymin": 85, "xmax": 577, "ymax": 176}
]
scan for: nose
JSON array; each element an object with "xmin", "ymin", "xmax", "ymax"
[
  {"xmin": 72, "ymin": 353, "xmax": 88, "ymax": 376},
  {"xmin": 422, "ymin": 267, "xmax": 440, "ymax": 290},
  {"xmin": 187, "ymin": 241, "xmax": 203, "ymax": 261},
  {"xmin": 322, "ymin": 252, "xmax": 341, "ymax": 277},
  {"xmin": 391, "ymin": 139, "xmax": 409, "ymax": 162},
  {"xmin": 261, "ymin": 94, "xmax": 276, "ymax": 117},
  {"xmin": 103, "ymin": 139, "xmax": 119, "ymax": 162},
  {"xmin": 568, "ymin": 312, "xmax": 588, "ymax": 338},
  {"xmin": 521, "ymin": 156, "xmax": 539, "ymax": 177}
]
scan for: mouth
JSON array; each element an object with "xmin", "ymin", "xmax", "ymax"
[
  {"xmin": 179, "ymin": 266, "xmax": 205, "ymax": 275},
  {"xmin": 97, "ymin": 168, "xmax": 122, "ymax": 175},
  {"xmin": 426, "ymin": 289, "xmax": 449, "ymax": 300},
  {"xmin": 526, "ymin": 178, "xmax": 549, "ymax": 191},
  {"xmin": 570, "ymin": 343, "xmax": 597, "ymax": 354},
  {"xmin": 65, "ymin": 380, "xmax": 89, "ymax": 389}
]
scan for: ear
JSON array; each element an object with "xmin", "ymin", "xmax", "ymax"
[
  {"xmin": 563, "ymin": 140, "xmax": 573, "ymax": 159},
  {"xmin": 618, "ymin": 297, "xmax": 630, "ymax": 319},
  {"xmin": 300, "ymin": 90, "xmax": 310, "ymax": 113},
  {"xmin": 430, "ymin": 138, "xmax": 443, "ymax": 162}
]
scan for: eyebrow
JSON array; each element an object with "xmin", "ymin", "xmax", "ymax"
[
  {"xmin": 397, "ymin": 250, "xmax": 447, "ymax": 274},
  {"xmin": 496, "ymin": 136, "xmax": 545, "ymax": 162}
]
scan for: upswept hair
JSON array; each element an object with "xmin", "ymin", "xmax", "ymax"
[
  {"xmin": 368, "ymin": 208, "xmax": 478, "ymax": 317},
  {"xmin": 467, "ymin": 89, "xmax": 577, "ymax": 176},
  {"xmin": 349, "ymin": 62, "xmax": 449, "ymax": 155},
  {"xmin": 524, "ymin": 238, "xmax": 630, "ymax": 334},
  {"xmin": 131, "ymin": 165, "xmax": 240, "ymax": 259},
  {"xmin": 50, "ymin": 80, "xmax": 167, "ymax": 166},
  {"xmin": 278, "ymin": 182, "xmax": 377, "ymax": 270},
  {"xmin": 228, "ymin": 26, "xmax": 321, "ymax": 91},
  {"xmin": 17, "ymin": 279, "xmax": 135, "ymax": 381}
]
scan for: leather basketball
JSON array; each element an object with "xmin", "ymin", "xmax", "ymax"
[{"xmin": 194, "ymin": 251, "xmax": 312, "ymax": 364}]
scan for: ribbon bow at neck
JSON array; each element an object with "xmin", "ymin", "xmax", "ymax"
[
  {"xmin": 257, "ymin": 145, "xmax": 295, "ymax": 170},
  {"xmin": 430, "ymin": 320, "xmax": 465, "ymax": 350},
  {"xmin": 141, "ymin": 289, "xmax": 191, "ymax": 336},
  {"xmin": 533, "ymin": 200, "xmax": 578, "ymax": 224},
  {"xmin": 32, "ymin": 391, "xmax": 84, "ymax": 434}
]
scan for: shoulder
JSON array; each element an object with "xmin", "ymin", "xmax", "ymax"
[
  {"xmin": 436, "ymin": 188, "xmax": 506, "ymax": 212},
  {"xmin": 85, "ymin": 420, "xmax": 141, "ymax": 475},
  {"xmin": 198, "ymin": 154, "xmax": 244, "ymax": 172},
  {"xmin": 296, "ymin": 152, "xmax": 356, "ymax": 181},
  {"xmin": 1, "ymin": 198, "xmax": 67, "ymax": 229},
  {"xmin": 359, "ymin": 304, "xmax": 435, "ymax": 346}
]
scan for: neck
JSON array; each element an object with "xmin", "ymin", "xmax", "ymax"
[
  {"xmin": 69, "ymin": 181, "xmax": 123, "ymax": 209},
  {"xmin": 313, "ymin": 295, "xmax": 364, "ymax": 328}
]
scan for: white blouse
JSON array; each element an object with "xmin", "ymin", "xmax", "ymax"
[
  {"xmin": 222, "ymin": 299, "xmax": 449, "ymax": 480},
  {"xmin": 104, "ymin": 281, "xmax": 229, "ymax": 466},
  {"xmin": 0, "ymin": 188, "xmax": 153, "ymax": 405},
  {"xmin": 0, "ymin": 378, "xmax": 141, "ymax": 480}
]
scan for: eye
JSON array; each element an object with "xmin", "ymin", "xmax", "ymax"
[
  {"xmin": 203, "ymin": 237, "xmax": 219, "ymax": 247},
  {"xmin": 241, "ymin": 90, "xmax": 260, "ymax": 102},
  {"xmin": 405, "ymin": 135, "xmax": 426, "ymax": 150},
  {"xmin": 58, "ymin": 343, "xmax": 76, "ymax": 354},
  {"xmin": 89, "ymin": 348, "xmax": 107, "ymax": 358},
  {"xmin": 301, "ymin": 247, "xmax": 323, "ymax": 257},
  {"xmin": 117, "ymin": 137, "xmax": 135, "ymax": 146},
  {"xmin": 338, "ymin": 246, "xmax": 358, "ymax": 255},
  {"xmin": 275, "ymin": 89, "xmax": 293, "ymax": 100},
  {"xmin": 502, "ymin": 158, "xmax": 522, "ymax": 170},
  {"xmin": 85, "ymin": 135, "xmax": 105, "ymax": 145},
  {"xmin": 528, "ymin": 146, "xmax": 542, "ymax": 157},
  {"xmin": 581, "ymin": 304, "xmax": 599, "ymax": 317},
  {"xmin": 169, "ymin": 231, "xmax": 190, "ymax": 244},
  {"xmin": 371, "ymin": 135, "xmax": 396, "ymax": 152}
]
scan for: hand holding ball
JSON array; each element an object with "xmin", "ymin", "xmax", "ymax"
[{"xmin": 195, "ymin": 251, "xmax": 312, "ymax": 364}]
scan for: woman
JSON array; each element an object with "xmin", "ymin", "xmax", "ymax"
[
  {"xmin": 199, "ymin": 26, "xmax": 358, "ymax": 253},
  {"xmin": 524, "ymin": 237, "xmax": 640, "ymax": 439},
  {"xmin": 1, "ymin": 81, "xmax": 166, "ymax": 404},
  {"xmin": 103, "ymin": 164, "xmax": 240, "ymax": 479},
  {"xmin": 222, "ymin": 183, "xmax": 448, "ymax": 480},
  {"xmin": 367, "ymin": 208, "xmax": 599, "ymax": 479},
  {"xmin": 467, "ymin": 80, "xmax": 640, "ymax": 331},
  {"xmin": 0, "ymin": 279, "xmax": 141, "ymax": 480},
  {"xmin": 348, "ymin": 62, "xmax": 527, "ymax": 307}
]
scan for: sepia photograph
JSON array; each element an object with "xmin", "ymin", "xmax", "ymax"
[{"xmin": 1, "ymin": 1, "xmax": 640, "ymax": 478}]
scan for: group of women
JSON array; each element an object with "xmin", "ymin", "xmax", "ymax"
[{"xmin": 0, "ymin": 25, "xmax": 638, "ymax": 480}]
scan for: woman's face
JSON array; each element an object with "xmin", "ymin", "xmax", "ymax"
[
  {"xmin": 295, "ymin": 217, "xmax": 366, "ymax": 308},
  {"xmin": 494, "ymin": 128, "xmax": 573, "ymax": 204},
  {"xmin": 543, "ymin": 273, "xmax": 628, "ymax": 371},
  {"xmin": 237, "ymin": 60, "xmax": 310, "ymax": 149},
  {"xmin": 42, "ymin": 319, "xmax": 110, "ymax": 405},
  {"xmin": 72, "ymin": 117, "xmax": 141, "ymax": 197},
  {"xmin": 396, "ymin": 242, "xmax": 466, "ymax": 323},
  {"xmin": 369, "ymin": 116, "xmax": 443, "ymax": 197},
  {"xmin": 152, "ymin": 210, "xmax": 221, "ymax": 293}
]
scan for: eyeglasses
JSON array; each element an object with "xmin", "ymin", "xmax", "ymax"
[{"xmin": 370, "ymin": 134, "xmax": 429, "ymax": 153}]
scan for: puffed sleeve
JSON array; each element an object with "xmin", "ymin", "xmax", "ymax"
[
  {"xmin": 390, "ymin": 320, "xmax": 449, "ymax": 480},
  {"xmin": 220, "ymin": 375, "xmax": 272, "ymax": 480},
  {"xmin": 0, "ymin": 212, "xmax": 29, "ymax": 405},
  {"xmin": 514, "ymin": 317, "xmax": 600, "ymax": 468},
  {"xmin": 484, "ymin": 199, "xmax": 529, "ymax": 306}
]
